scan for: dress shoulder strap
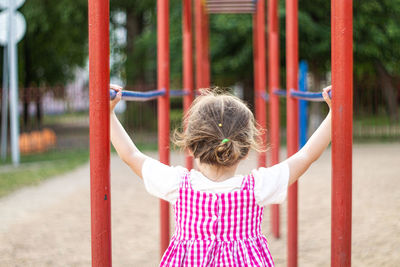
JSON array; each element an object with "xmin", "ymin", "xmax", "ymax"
[
  {"xmin": 180, "ymin": 171, "xmax": 191, "ymax": 189},
  {"xmin": 240, "ymin": 173, "xmax": 255, "ymax": 190}
]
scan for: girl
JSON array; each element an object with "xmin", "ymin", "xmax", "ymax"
[{"xmin": 110, "ymin": 85, "xmax": 332, "ymax": 266}]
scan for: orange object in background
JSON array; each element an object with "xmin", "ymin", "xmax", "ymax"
[
  {"xmin": 42, "ymin": 128, "xmax": 57, "ymax": 147},
  {"xmin": 19, "ymin": 129, "xmax": 57, "ymax": 154},
  {"xmin": 19, "ymin": 133, "xmax": 31, "ymax": 154},
  {"xmin": 31, "ymin": 131, "xmax": 45, "ymax": 152}
]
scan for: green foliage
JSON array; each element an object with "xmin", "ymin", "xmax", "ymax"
[
  {"xmin": 9, "ymin": 0, "xmax": 399, "ymax": 118},
  {"xmin": 354, "ymin": 0, "xmax": 400, "ymax": 79},
  {"xmin": 294, "ymin": 0, "xmax": 400, "ymax": 81},
  {"xmin": 19, "ymin": 0, "xmax": 88, "ymax": 86},
  {"xmin": 111, "ymin": 0, "xmax": 156, "ymax": 14},
  {"xmin": 170, "ymin": 108, "xmax": 183, "ymax": 133},
  {"xmin": 210, "ymin": 14, "xmax": 253, "ymax": 86},
  {"xmin": 110, "ymin": 0, "xmax": 157, "ymax": 85},
  {"xmin": 296, "ymin": 0, "xmax": 331, "ymax": 73}
]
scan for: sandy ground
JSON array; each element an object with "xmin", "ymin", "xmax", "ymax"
[{"xmin": 0, "ymin": 143, "xmax": 399, "ymax": 267}]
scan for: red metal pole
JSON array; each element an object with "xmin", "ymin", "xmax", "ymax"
[
  {"xmin": 195, "ymin": 0, "xmax": 204, "ymax": 90},
  {"xmin": 157, "ymin": 0, "xmax": 170, "ymax": 258},
  {"xmin": 202, "ymin": 6, "xmax": 210, "ymax": 87},
  {"xmin": 88, "ymin": 0, "xmax": 111, "ymax": 265},
  {"xmin": 331, "ymin": 0, "xmax": 353, "ymax": 266},
  {"xmin": 253, "ymin": 13, "xmax": 259, "ymax": 124},
  {"xmin": 286, "ymin": 0, "xmax": 299, "ymax": 266},
  {"xmin": 183, "ymin": 0, "xmax": 194, "ymax": 170},
  {"xmin": 195, "ymin": 0, "xmax": 210, "ymax": 89},
  {"xmin": 268, "ymin": 0, "xmax": 281, "ymax": 239},
  {"xmin": 254, "ymin": 0, "xmax": 267, "ymax": 169}
]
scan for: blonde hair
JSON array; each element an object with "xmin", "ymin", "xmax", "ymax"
[{"xmin": 173, "ymin": 89, "xmax": 263, "ymax": 167}]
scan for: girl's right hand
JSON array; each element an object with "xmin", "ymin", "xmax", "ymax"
[
  {"xmin": 110, "ymin": 84, "xmax": 123, "ymax": 113},
  {"xmin": 322, "ymin": 85, "xmax": 332, "ymax": 109}
]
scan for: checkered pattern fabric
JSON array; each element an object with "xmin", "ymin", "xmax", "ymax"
[{"xmin": 160, "ymin": 173, "xmax": 275, "ymax": 266}]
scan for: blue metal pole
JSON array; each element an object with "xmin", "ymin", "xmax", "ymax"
[
  {"xmin": 8, "ymin": 0, "xmax": 20, "ymax": 165},
  {"xmin": 298, "ymin": 60, "xmax": 308, "ymax": 148},
  {"xmin": 1, "ymin": 46, "xmax": 9, "ymax": 160}
]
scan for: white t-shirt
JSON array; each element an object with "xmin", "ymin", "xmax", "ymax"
[{"xmin": 142, "ymin": 158, "xmax": 290, "ymax": 206}]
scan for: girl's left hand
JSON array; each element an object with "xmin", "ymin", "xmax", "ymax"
[
  {"xmin": 322, "ymin": 85, "xmax": 332, "ymax": 109},
  {"xmin": 110, "ymin": 84, "xmax": 123, "ymax": 113}
]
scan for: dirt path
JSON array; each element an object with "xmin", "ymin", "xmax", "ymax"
[{"xmin": 0, "ymin": 143, "xmax": 399, "ymax": 266}]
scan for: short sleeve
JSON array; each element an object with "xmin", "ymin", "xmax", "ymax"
[
  {"xmin": 253, "ymin": 161, "xmax": 290, "ymax": 206},
  {"xmin": 142, "ymin": 158, "xmax": 187, "ymax": 204}
]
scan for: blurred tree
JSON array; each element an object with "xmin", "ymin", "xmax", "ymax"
[
  {"xmin": 111, "ymin": 0, "xmax": 156, "ymax": 85},
  {"xmin": 109, "ymin": 0, "xmax": 400, "ymax": 126},
  {"xmin": 110, "ymin": 0, "xmax": 156, "ymax": 131},
  {"xmin": 210, "ymin": 14, "xmax": 254, "ymax": 103},
  {"xmin": 110, "ymin": 0, "xmax": 184, "ymax": 87},
  {"xmin": 18, "ymin": 0, "xmax": 88, "ymax": 128},
  {"xmin": 13, "ymin": 0, "xmax": 395, "ymax": 130},
  {"xmin": 295, "ymin": 0, "xmax": 400, "ymax": 122},
  {"xmin": 354, "ymin": 0, "xmax": 400, "ymax": 122},
  {"xmin": 110, "ymin": 0, "xmax": 186, "ymax": 131}
]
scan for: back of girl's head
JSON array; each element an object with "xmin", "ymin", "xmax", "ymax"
[{"xmin": 174, "ymin": 88, "xmax": 262, "ymax": 167}]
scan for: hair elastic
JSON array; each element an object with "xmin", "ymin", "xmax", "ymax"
[{"xmin": 221, "ymin": 138, "xmax": 230, "ymax": 144}]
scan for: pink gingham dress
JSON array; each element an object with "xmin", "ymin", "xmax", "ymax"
[{"xmin": 160, "ymin": 172, "xmax": 275, "ymax": 266}]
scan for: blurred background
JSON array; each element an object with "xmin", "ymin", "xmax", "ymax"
[
  {"xmin": 0, "ymin": 0, "xmax": 399, "ymax": 225},
  {"xmin": 0, "ymin": 1, "xmax": 399, "ymax": 266},
  {"xmin": 1, "ymin": 0, "xmax": 400, "ymax": 196}
]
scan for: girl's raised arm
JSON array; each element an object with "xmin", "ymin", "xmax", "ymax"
[
  {"xmin": 285, "ymin": 86, "xmax": 332, "ymax": 185},
  {"xmin": 110, "ymin": 84, "xmax": 150, "ymax": 179}
]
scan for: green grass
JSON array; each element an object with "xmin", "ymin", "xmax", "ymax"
[
  {"xmin": 353, "ymin": 136, "xmax": 400, "ymax": 143},
  {"xmin": 0, "ymin": 142, "xmax": 158, "ymax": 198},
  {"xmin": 355, "ymin": 115, "xmax": 394, "ymax": 126},
  {"xmin": 0, "ymin": 149, "xmax": 89, "ymax": 198},
  {"xmin": 42, "ymin": 112, "xmax": 89, "ymax": 125},
  {"xmin": 111, "ymin": 141, "xmax": 159, "ymax": 153}
]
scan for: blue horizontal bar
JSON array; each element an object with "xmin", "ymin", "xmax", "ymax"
[
  {"xmin": 110, "ymin": 88, "xmax": 190, "ymax": 101},
  {"xmin": 110, "ymin": 89, "xmax": 166, "ymax": 101},
  {"xmin": 290, "ymin": 89, "xmax": 332, "ymax": 102},
  {"xmin": 261, "ymin": 92, "xmax": 269, "ymax": 101},
  {"xmin": 272, "ymin": 89, "xmax": 331, "ymax": 102},
  {"xmin": 170, "ymin": 90, "xmax": 190, "ymax": 97},
  {"xmin": 273, "ymin": 90, "xmax": 287, "ymax": 97}
]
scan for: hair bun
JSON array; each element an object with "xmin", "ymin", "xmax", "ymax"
[
  {"xmin": 172, "ymin": 92, "xmax": 262, "ymax": 167},
  {"xmin": 214, "ymin": 139, "xmax": 240, "ymax": 166}
]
